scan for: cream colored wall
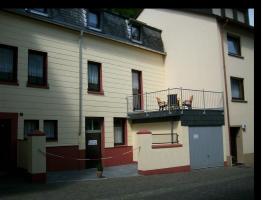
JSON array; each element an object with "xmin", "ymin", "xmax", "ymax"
[
  {"xmin": 129, "ymin": 121, "xmax": 190, "ymax": 164},
  {"xmin": 0, "ymin": 11, "xmax": 165, "ymax": 151},
  {"xmin": 137, "ymin": 133, "xmax": 188, "ymax": 171},
  {"xmin": 0, "ymin": 11, "xmax": 80, "ymax": 147},
  {"xmin": 138, "ymin": 9, "xmax": 224, "ymax": 92},
  {"xmin": 224, "ymin": 26, "xmax": 254, "ymax": 155},
  {"xmin": 79, "ymin": 34, "xmax": 165, "ymax": 149}
]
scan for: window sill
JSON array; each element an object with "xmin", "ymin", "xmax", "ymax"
[
  {"xmin": 87, "ymin": 90, "xmax": 104, "ymax": 95},
  {"xmin": 152, "ymin": 144, "xmax": 183, "ymax": 149},
  {"xmin": 88, "ymin": 26, "xmax": 102, "ymax": 32},
  {"xmin": 231, "ymin": 99, "xmax": 248, "ymax": 103},
  {"xmin": 27, "ymin": 83, "xmax": 49, "ymax": 89},
  {"xmin": 0, "ymin": 80, "xmax": 19, "ymax": 86},
  {"xmin": 228, "ymin": 53, "xmax": 244, "ymax": 59},
  {"xmin": 105, "ymin": 145, "xmax": 131, "ymax": 149},
  {"xmin": 131, "ymin": 39, "xmax": 143, "ymax": 44}
]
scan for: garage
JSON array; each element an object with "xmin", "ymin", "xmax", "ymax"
[{"xmin": 189, "ymin": 126, "xmax": 224, "ymax": 169}]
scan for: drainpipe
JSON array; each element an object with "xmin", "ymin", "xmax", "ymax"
[
  {"xmin": 79, "ymin": 30, "xmax": 84, "ymax": 136},
  {"xmin": 219, "ymin": 19, "xmax": 232, "ymax": 158}
]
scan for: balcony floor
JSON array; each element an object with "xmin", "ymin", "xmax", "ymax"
[{"xmin": 128, "ymin": 108, "xmax": 224, "ymax": 126}]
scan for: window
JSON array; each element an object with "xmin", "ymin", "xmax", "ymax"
[
  {"xmin": 24, "ymin": 120, "xmax": 39, "ymax": 137},
  {"xmin": 87, "ymin": 11, "xmax": 101, "ymax": 30},
  {"xmin": 237, "ymin": 10, "xmax": 245, "ymax": 23},
  {"xmin": 85, "ymin": 118, "xmax": 102, "ymax": 132},
  {"xmin": 114, "ymin": 118, "xmax": 126, "ymax": 145},
  {"xmin": 132, "ymin": 70, "xmax": 142, "ymax": 111},
  {"xmin": 28, "ymin": 50, "xmax": 48, "ymax": 87},
  {"xmin": 225, "ymin": 9, "xmax": 233, "ymax": 19},
  {"xmin": 227, "ymin": 34, "xmax": 241, "ymax": 56},
  {"xmin": 131, "ymin": 24, "xmax": 141, "ymax": 41},
  {"xmin": 44, "ymin": 120, "xmax": 58, "ymax": 140},
  {"xmin": 231, "ymin": 77, "xmax": 244, "ymax": 100},
  {"xmin": 212, "ymin": 8, "xmax": 221, "ymax": 16},
  {"xmin": 0, "ymin": 44, "xmax": 18, "ymax": 83},
  {"xmin": 88, "ymin": 61, "xmax": 102, "ymax": 93}
]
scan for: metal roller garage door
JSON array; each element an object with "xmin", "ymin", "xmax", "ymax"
[{"xmin": 189, "ymin": 126, "xmax": 224, "ymax": 169}]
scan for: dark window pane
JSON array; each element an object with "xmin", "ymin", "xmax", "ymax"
[
  {"xmin": 231, "ymin": 78, "xmax": 244, "ymax": 100},
  {"xmin": 0, "ymin": 47, "xmax": 14, "ymax": 81},
  {"xmin": 88, "ymin": 12, "xmax": 100, "ymax": 28},
  {"xmin": 131, "ymin": 25, "xmax": 140, "ymax": 41},
  {"xmin": 114, "ymin": 118, "xmax": 125, "ymax": 145},
  {"xmin": 227, "ymin": 35, "xmax": 240, "ymax": 55},
  {"xmin": 28, "ymin": 51, "xmax": 45, "ymax": 85},
  {"xmin": 85, "ymin": 118, "xmax": 102, "ymax": 132},
  {"xmin": 24, "ymin": 120, "xmax": 39, "ymax": 136},
  {"xmin": 88, "ymin": 62, "xmax": 100, "ymax": 91},
  {"xmin": 44, "ymin": 120, "xmax": 57, "ymax": 139}
]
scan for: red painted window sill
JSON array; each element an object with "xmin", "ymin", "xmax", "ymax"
[
  {"xmin": 87, "ymin": 90, "xmax": 104, "ymax": 95},
  {"xmin": 0, "ymin": 80, "xmax": 19, "ymax": 86},
  {"xmin": 152, "ymin": 144, "xmax": 183, "ymax": 149},
  {"xmin": 27, "ymin": 83, "xmax": 49, "ymax": 89},
  {"xmin": 105, "ymin": 145, "xmax": 131, "ymax": 149}
]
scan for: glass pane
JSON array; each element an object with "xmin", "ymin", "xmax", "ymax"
[
  {"xmin": 0, "ymin": 47, "xmax": 14, "ymax": 81},
  {"xmin": 24, "ymin": 120, "xmax": 39, "ymax": 136},
  {"xmin": 131, "ymin": 26, "xmax": 140, "ymax": 41},
  {"xmin": 88, "ymin": 63, "xmax": 100, "ymax": 91},
  {"xmin": 231, "ymin": 79, "xmax": 240, "ymax": 99},
  {"xmin": 28, "ymin": 53, "xmax": 44, "ymax": 85},
  {"xmin": 88, "ymin": 12, "xmax": 99, "ymax": 28},
  {"xmin": 228, "ymin": 37, "xmax": 239, "ymax": 55},
  {"xmin": 93, "ymin": 119, "xmax": 101, "ymax": 130},
  {"xmin": 114, "ymin": 119, "xmax": 123, "ymax": 144},
  {"xmin": 44, "ymin": 121, "xmax": 56, "ymax": 139}
]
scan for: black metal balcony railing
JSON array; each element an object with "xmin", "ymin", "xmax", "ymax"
[
  {"xmin": 126, "ymin": 87, "xmax": 224, "ymax": 113},
  {"xmin": 152, "ymin": 133, "xmax": 179, "ymax": 144}
]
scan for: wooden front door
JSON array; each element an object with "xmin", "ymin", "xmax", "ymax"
[
  {"xmin": 85, "ymin": 118, "xmax": 102, "ymax": 168},
  {"xmin": 0, "ymin": 119, "xmax": 12, "ymax": 172}
]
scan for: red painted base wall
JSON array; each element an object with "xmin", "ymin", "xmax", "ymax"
[
  {"xmin": 102, "ymin": 146, "xmax": 133, "ymax": 167},
  {"xmin": 138, "ymin": 165, "xmax": 191, "ymax": 175},
  {"xmin": 46, "ymin": 146, "xmax": 85, "ymax": 171}
]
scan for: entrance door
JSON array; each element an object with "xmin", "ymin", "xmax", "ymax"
[
  {"xmin": 230, "ymin": 127, "xmax": 243, "ymax": 165},
  {"xmin": 0, "ymin": 119, "xmax": 11, "ymax": 172},
  {"xmin": 189, "ymin": 126, "xmax": 224, "ymax": 169},
  {"xmin": 85, "ymin": 118, "xmax": 102, "ymax": 168},
  {"xmin": 132, "ymin": 70, "xmax": 142, "ymax": 111}
]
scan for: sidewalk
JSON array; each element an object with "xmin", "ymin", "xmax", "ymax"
[{"xmin": 47, "ymin": 163, "xmax": 139, "ymax": 183}]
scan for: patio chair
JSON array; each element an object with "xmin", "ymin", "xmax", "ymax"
[
  {"xmin": 182, "ymin": 95, "xmax": 193, "ymax": 109},
  {"xmin": 156, "ymin": 97, "xmax": 167, "ymax": 111}
]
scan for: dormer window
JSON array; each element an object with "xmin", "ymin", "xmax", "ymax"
[
  {"xmin": 131, "ymin": 24, "xmax": 141, "ymax": 41},
  {"xmin": 87, "ymin": 10, "xmax": 101, "ymax": 30},
  {"xmin": 28, "ymin": 8, "xmax": 48, "ymax": 17}
]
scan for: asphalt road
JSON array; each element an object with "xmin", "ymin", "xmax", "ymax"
[{"xmin": 0, "ymin": 166, "xmax": 254, "ymax": 200}]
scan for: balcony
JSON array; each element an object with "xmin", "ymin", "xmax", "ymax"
[{"xmin": 126, "ymin": 87, "xmax": 225, "ymax": 126}]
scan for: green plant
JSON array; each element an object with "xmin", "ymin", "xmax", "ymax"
[{"xmin": 97, "ymin": 160, "xmax": 103, "ymax": 171}]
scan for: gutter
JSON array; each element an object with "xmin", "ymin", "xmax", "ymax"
[
  {"xmin": 79, "ymin": 30, "xmax": 84, "ymax": 136},
  {"xmin": 219, "ymin": 19, "xmax": 232, "ymax": 157}
]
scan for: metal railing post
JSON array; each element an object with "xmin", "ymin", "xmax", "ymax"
[
  {"xmin": 203, "ymin": 89, "xmax": 206, "ymax": 114},
  {"xmin": 168, "ymin": 88, "xmax": 171, "ymax": 114},
  {"xmin": 180, "ymin": 87, "xmax": 183, "ymax": 114}
]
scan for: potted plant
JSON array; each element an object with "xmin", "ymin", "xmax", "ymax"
[{"xmin": 96, "ymin": 160, "xmax": 103, "ymax": 178}]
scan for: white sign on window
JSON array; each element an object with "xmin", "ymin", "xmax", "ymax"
[
  {"xmin": 193, "ymin": 134, "xmax": 199, "ymax": 139},
  {"xmin": 88, "ymin": 140, "xmax": 97, "ymax": 145}
]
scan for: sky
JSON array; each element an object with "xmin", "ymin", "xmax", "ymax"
[{"xmin": 248, "ymin": 8, "xmax": 254, "ymax": 26}]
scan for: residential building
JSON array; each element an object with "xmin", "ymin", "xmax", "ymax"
[
  {"xmin": 137, "ymin": 8, "xmax": 254, "ymax": 166},
  {"xmin": 0, "ymin": 8, "xmax": 253, "ymax": 180}
]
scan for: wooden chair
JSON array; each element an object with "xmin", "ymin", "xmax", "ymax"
[
  {"xmin": 182, "ymin": 95, "xmax": 193, "ymax": 109},
  {"xmin": 156, "ymin": 97, "xmax": 167, "ymax": 111}
]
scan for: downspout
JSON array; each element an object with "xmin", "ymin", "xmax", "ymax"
[
  {"xmin": 79, "ymin": 30, "xmax": 84, "ymax": 136},
  {"xmin": 219, "ymin": 19, "xmax": 232, "ymax": 157}
]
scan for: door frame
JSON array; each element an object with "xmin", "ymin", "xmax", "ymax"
[
  {"xmin": 229, "ymin": 126, "xmax": 244, "ymax": 164},
  {"xmin": 131, "ymin": 69, "xmax": 144, "ymax": 110},
  {"xmin": 0, "ymin": 112, "xmax": 18, "ymax": 169},
  {"xmin": 85, "ymin": 117, "xmax": 104, "ymax": 167}
]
